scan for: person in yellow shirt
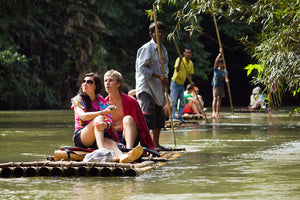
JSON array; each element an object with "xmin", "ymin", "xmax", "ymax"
[{"xmin": 170, "ymin": 47, "xmax": 194, "ymax": 123}]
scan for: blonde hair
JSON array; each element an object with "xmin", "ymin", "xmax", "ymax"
[{"xmin": 104, "ymin": 70, "xmax": 123, "ymax": 92}]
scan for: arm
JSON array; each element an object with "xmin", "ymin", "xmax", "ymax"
[
  {"xmin": 128, "ymin": 89, "xmax": 136, "ymax": 97},
  {"xmin": 214, "ymin": 48, "xmax": 222, "ymax": 68},
  {"xmin": 74, "ymin": 105, "xmax": 115, "ymax": 121},
  {"xmin": 175, "ymin": 56, "xmax": 182, "ymax": 72},
  {"xmin": 152, "ymin": 72, "xmax": 169, "ymax": 86},
  {"xmin": 136, "ymin": 47, "xmax": 154, "ymax": 79},
  {"xmin": 187, "ymin": 97, "xmax": 200, "ymax": 105},
  {"xmin": 225, "ymin": 70, "xmax": 229, "ymax": 83}
]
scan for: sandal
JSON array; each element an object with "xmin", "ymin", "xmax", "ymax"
[
  {"xmin": 154, "ymin": 146, "xmax": 173, "ymax": 151},
  {"xmin": 143, "ymin": 147, "xmax": 161, "ymax": 157}
]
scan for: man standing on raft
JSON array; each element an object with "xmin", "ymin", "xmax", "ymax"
[{"xmin": 135, "ymin": 21, "xmax": 169, "ymax": 151}]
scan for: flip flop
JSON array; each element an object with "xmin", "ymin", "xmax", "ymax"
[
  {"xmin": 154, "ymin": 146, "xmax": 173, "ymax": 151},
  {"xmin": 118, "ymin": 143, "xmax": 161, "ymax": 157},
  {"xmin": 143, "ymin": 147, "xmax": 161, "ymax": 157}
]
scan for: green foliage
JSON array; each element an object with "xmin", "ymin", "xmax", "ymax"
[
  {"xmin": 239, "ymin": 0, "xmax": 300, "ymax": 107},
  {"xmin": 0, "ymin": 0, "xmax": 104, "ymax": 108},
  {"xmin": 153, "ymin": 1, "xmax": 259, "ymax": 82},
  {"xmin": 292, "ymin": 88, "xmax": 300, "ymax": 97},
  {"xmin": 0, "ymin": 47, "xmax": 32, "ymax": 109},
  {"xmin": 244, "ymin": 64, "xmax": 264, "ymax": 77},
  {"xmin": 2, "ymin": 0, "xmax": 296, "ymax": 109},
  {"xmin": 155, "ymin": 0, "xmax": 300, "ymax": 108}
]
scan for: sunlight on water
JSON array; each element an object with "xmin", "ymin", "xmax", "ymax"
[{"xmin": 0, "ymin": 110, "xmax": 300, "ymax": 199}]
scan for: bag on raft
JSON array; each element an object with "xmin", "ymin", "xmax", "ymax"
[{"xmin": 83, "ymin": 149, "xmax": 115, "ymax": 162}]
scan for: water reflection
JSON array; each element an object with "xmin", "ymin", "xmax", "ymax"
[{"xmin": 0, "ymin": 110, "xmax": 300, "ymax": 199}]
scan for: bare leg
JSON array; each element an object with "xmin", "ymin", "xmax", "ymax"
[
  {"xmin": 122, "ymin": 115, "xmax": 138, "ymax": 148},
  {"xmin": 196, "ymin": 104, "xmax": 205, "ymax": 115},
  {"xmin": 198, "ymin": 95, "xmax": 204, "ymax": 107},
  {"xmin": 216, "ymin": 97, "xmax": 221, "ymax": 116},
  {"xmin": 212, "ymin": 97, "xmax": 217, "ymax": 116},
  {"xmin": 102, "ymin": 138, "xmax": 123, "ymax": 159},
  {"xmin": 190, "ymin": 102, "xmax": 201, "ymax": 114},
  {"xmin": 80, "ymin": 115, "xmax": 123, "ymax": 160},
  {"xmin": 152, "ymin": 128, "xmax": 161, "ymax": 148},
  {"xmin": 94, "ymin": 125, "xmax": 105, "ymax": 149},
  {"xmin": 80, "ymin": 115, "xmax": 104, "ymax": 147}
]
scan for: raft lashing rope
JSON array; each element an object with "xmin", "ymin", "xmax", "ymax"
[{"xmin": 0, "ymin": 150, "xmax": 185, "ymax": 178}]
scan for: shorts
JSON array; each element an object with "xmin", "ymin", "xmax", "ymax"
[
  {"xmin": 182, "ymin": 103, "xmax": 194, "ymax": 114},
  {"xmin": 73, "ymin": 128, "xmax": 114, "ymax": 149},
  {"xmin": 117, "ymin": 131, "xmax": 140, "ymax": 147},
  {"xmin": 138, "ymin": 92, "xmax": 165, "ymax": 130},
  {"xmin": 213, "ymin": 86, "xmax": 225, "ymax": 98}
]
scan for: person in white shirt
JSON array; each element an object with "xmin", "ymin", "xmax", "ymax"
[{"xmin": 135, "ymin": 21, "xmax": 169, "ymax": 151}]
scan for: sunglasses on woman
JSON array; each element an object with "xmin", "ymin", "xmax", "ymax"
[{"xmin": 82, "ymin": 79, "xmax": 94, "ymax": 84}]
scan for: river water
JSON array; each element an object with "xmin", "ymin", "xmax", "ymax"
[{"xmin": 0, "ymin": 109, "xmax": 300, "ymax": 199}]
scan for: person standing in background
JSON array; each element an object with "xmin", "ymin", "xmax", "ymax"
[
  {"xmin": 170, "ymin": 47, "xmax": 194, "ymax": 123},
  {"xmin": 211, "ymin": 48, "xmax": 229, "ymax": 118}
]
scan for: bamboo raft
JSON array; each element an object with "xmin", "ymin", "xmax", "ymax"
[
  {"xmin": 182, "ymin": 114, "xmax": 203, "ymax": 120},
  {"xmin": 164, "ymin": 114, "xmax": 203, "ymax": 128},
  {"xmin": 234, "ymin": 108, "xmax": 268, "ymax": 113},
  {"xmin": 0, "ymin": 150, "xmax": 185, "ymax": 178}
]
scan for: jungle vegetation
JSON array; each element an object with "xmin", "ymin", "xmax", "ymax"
[{"xmin": 0, "ymin": 0, "xmax": 299, "ymax": 109}]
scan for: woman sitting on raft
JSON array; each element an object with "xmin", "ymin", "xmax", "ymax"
[{"xmin": 71, "ymin": 72, "xmax": 143, "ymax": 163}]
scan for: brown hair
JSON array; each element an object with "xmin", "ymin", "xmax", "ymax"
[{"xmin": 78, "ymin": 72, "xmax": 102, "ymax": 111}]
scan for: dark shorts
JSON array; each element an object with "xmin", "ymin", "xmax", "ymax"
[
  {"xmin": 73, "ymin": 128, "xmax": 113, "ymax": 149},
  {"xmin": 117, "ymin": 131, "xmax": 140, "ymax": 147},
  {"xmin": 138, "ymin": 92, "xmax": 165, "ymax": 130},
  {"xmin": 213, "ymin": 86, "xmax": 225, "ymax": 99}
]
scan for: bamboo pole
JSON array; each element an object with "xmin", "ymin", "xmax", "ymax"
[
  {"xmin": 38, "ymin": 166, "xmax": 51, "ymax": 176},
  {"xmin": 13, "ymin": 166, "xmax": 25, "ymax": 178},
  {"xmin": 134, "ymin": 160, "xmax": 155, "ymax": 168},
  {"xmin": 152, "ymin": 4, "xmax": 177, "ymax": 147},
  {"xmin": 26, "ymin": 166, "xmax": 37, "ymax": 177},
  {"xmin": 173, "ymin": 38, "xmax": 209, "ymax": 123},
  {"xmin": 64, "ymin": 166, "xmax": 77, "ymax": 177},
  {"xmin": 88, "ymin": 167, "xmax": 99, "ymax": 176},
  {"xmin": 0, "ymin": 167, "xmax": 12, "ymax": 178},
  {"xmin": 212, "ymin": 3, "xmax": 234, "ymax": 115},
  {"xmin": 112, "ymin": 167, "xmax": 124, "ymax": 176},
  {"xmin": 50, "ymin": 167, "xmax": 63, "ymax": 177},
  {"xmin": 100, "ymin": 167, "xmax": 112, "ymax": 177},
  {"xmin": 77, "ymin": 166, "xmax": 88, "ymax": 176},
  {"xmin": 124, "ymin": 168, "xmax": 137, "ymax": 176}
]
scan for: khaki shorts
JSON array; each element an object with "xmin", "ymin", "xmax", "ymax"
[{"xmin": 213, "ymin": 86, "xmax": 225, "ymax": 98}]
